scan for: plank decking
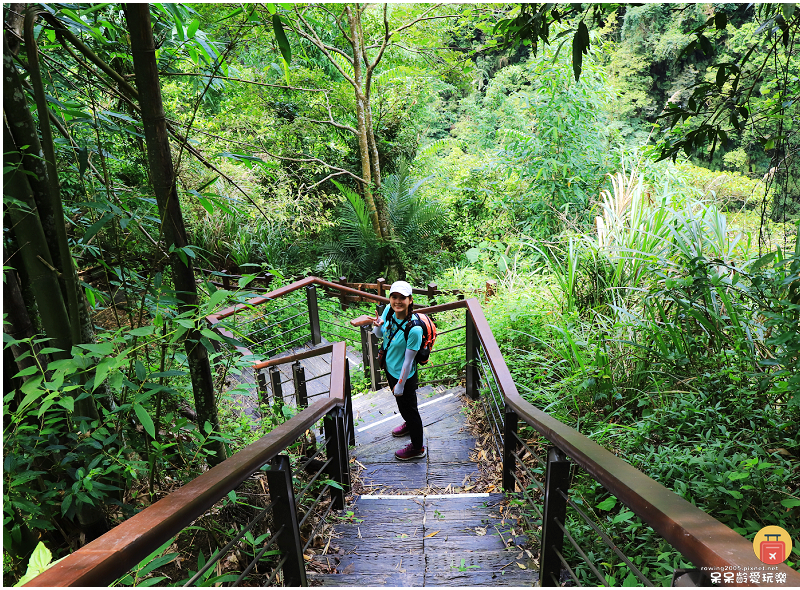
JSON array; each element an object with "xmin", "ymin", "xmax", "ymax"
[{"xmin": 309, "ymin": 384, "xmax": 538, "ymax": 586}]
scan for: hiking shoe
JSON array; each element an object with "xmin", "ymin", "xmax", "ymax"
[
  {"xmin": 392, "ymin": 422, "xmax": 409, "ymax": 437},
  {"xmin": 395, "ymin": 443, "xmax": 426, "ymax": 461}
]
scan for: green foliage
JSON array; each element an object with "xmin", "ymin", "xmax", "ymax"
[
  {"xmin": 13, "ymin": 542, "xmax": 55, "ymax": 587},
  {"xmin": 321, "ymin": 166, "xmax": 448, "ymax": 279}
]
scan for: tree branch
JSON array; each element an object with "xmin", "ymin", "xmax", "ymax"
[
  {"xmin": 305, "ymin": 117, "xmax": 357, "ymax": 135},
  {"xmin": 287, "ymin": 8, "xmax": 358, "ymax": 89},
  {"xmin": 301, "ymin": 171, "xmax": 349, "ymax": 193},
  {"xmin": 158, "ymin": 72, "xmax": 329, "ymax": 93}
]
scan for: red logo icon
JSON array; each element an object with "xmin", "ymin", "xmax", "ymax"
[
  {"xmin": 760, "ymin": 534, "xmax": 786, "ymax": 564},
  {"xmin": 753, "ymin": 525, "xmax": 792, "ymax": 565}
]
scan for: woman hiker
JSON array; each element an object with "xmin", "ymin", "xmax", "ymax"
[{"xmin": 372, "ymin": 280, "xmax": 426, "ymax": 461}]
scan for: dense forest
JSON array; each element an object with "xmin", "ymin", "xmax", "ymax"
[{"xmin": 3, "ymin": 2, "xmax": 799, "ymax": 585}]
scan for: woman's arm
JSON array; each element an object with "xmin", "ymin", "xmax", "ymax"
[{"xmin": 393, "ymin": 348, "xmax": 418, "ymax": 396}]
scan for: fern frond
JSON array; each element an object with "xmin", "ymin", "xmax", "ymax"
[
  {"xmin": 373, "ymin": 66, "xmax": 423, "ymax": 86},
  {"xmin": 416, "ymin": 138, "xmax": 455, "ymax": 160},
  {"xmin": 329, "ymin": 52, "xmax": 355, "ymax": 80}
]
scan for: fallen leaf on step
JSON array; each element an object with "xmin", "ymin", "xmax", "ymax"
[
  {"xmin": 517, "ymin": 563, "xmax": 527, "ymax": 569},
  {"xmin": 342, "ymin": 563, "xmax": 354, "ymax": 574},
  {"xmin": 425, "ymin": 530, "xmax": 439, "ymax": 538},
  {"xmin": 475, "ymin": 527, "xmax": 486, "ymax": 536}
]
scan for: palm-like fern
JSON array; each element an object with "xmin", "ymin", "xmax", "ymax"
[
  {"xmin": 384, "ymin": 161, "xmax": 445, "ymax": 245},
  {"xmin": 321, "ymin": 163, "xmax": 447, "ymax": 278}
]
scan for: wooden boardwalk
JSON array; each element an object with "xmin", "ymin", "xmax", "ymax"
[{"xmin": 309, "ymin": 385, "xmax": 538, "ymax": 586}]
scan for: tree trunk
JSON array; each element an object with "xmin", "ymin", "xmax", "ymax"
[
  {"xmin": 23, "ymin": 8, "xmax": 83, "ymax": 348},
  {"xmin": 346, "ymin": 5, "xmax": 384, "ymax": 240},
  {"xmin": 2, "ymin": 266, "xmax": 39, "ymax": 379},
  {"xmin": 3, "ymin": 122, "xmax": 74, "ymax": 363},
  {"xmin": 3, "ymin": 3, "xmax": 24, "ymax": 55},
  {"xmin": 126, "ymin": 3, "xmax": 226, "ymax": 465}
]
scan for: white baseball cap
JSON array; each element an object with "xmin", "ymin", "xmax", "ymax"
[{"xmin": 389, "ymin": 280, "xmax": 413, "ymax": 297}]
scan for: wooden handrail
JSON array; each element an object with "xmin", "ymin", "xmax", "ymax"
[
  {"xmin": 464, "ymin": 298, "xmax": 800, "ymax": 583},
  {"xmin": 26, "ymin": 343, "xmax": 349, "ymax": 587},
  {"xmin": 211, "ymin": 277, "xmax": 389, "ymax": 321},
  {"xmin": 252, "ymin": 344, "xmax": 335, "ymax": 371}
]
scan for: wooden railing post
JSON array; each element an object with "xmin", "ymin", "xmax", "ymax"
[
  {"xmin": 376, "ymin": 277, "xmax": 386, "ymax": 299},
  {"xmin": 266, "ymin": 455, "xmax": 307, "ymax": 587},
  {"xmin": 338, "ymin": 276, "xmax": 347, "ymax": 310},
  {"xmin": 540, "ymin": 446, "xmax": 571, "ymax": 587},
  {"xmin": 427, "ymin": 282, "xmax": 437, "ymax": 306},
  {"xmin": 367, "ymin": 330, "xmax": 381, "ymax": 391},
  {"xmin": 503, "ymin": 406, "xmax": 518, "ymax": 492},
  {"xmin": 269, "ymin": 366, "xmax": 283, "ymax": 406},
  {"xmin": 465, "ymin": 309, "xmax": 479, "ymax": 400},
  {"xmin": 306, "ymin": 284, "xmax": 321, "ymax": 345},
  {"xmin": 336, "ymin": 407, "xmax": 351, "ymax": 494},
  {"xmin": 324, "ymin": 410, "xmax": 345, "ymax": 510},
  {"xmin": 222, "ymin": 272, "xmax": 231, "ymax": 290},
  {"xmin": 292, "ymin": 361, "xmax": 307, "ymax": 407},
  {"xmin": 257, "ymin": 370, "xmax": 269, "ymax": 406},
  {"xmin": 360, "ymin": 325, "xmax": 371, "ymax": 378},
  {"xmin": 344, "ymin": 358, "xmax": 355, "ymax": 446}
]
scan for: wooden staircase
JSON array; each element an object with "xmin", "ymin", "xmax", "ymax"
[{"xmin": 308, "ymin": 385, "xmax": 538, "ymax": 586}]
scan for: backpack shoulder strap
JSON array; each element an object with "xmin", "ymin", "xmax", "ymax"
[
  {"xmin": 382, "ymin": 311, "xmax": 408, "ymax": 351},
  {"xmin": 403, "ymin": 313, "xmax": 423, "ymax": 339}
]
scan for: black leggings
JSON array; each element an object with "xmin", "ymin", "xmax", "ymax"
[{"xmin": 385, "ymin": 371, "xmax": 424, "ymax": 450}]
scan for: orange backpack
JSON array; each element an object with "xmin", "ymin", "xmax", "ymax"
[{"xmin": 404, "ymin": 313, "xmax": 437, "ymax": 365}]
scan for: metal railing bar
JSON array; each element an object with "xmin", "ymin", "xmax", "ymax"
[
  {"xmin": 229, "ymin": 525, "xmax": 285, "ymax": 587},
  {"xmin": 418, "ymin": 376, "xmax": 463, "ymax": 387},
  {"xmin": 256, "ymin": 553, "xmax": 288, "ymax": 588},
  {"xmin": 235, "ymin": 301, "xmax": 304, "ymax": 326},
  {"xmin": 478, "ymin": 391, "xmax": 503, "ymax": 457},
  {"xmin": 560, "ymin": 490, "xmax": 654, "ymax": 587},
  {"xmin": 477, "ymin": 348, "xmax": 503, "ymax": 409},
  {"xmin": 554, "ymin": 546, "xmax": 582, "ymax": 587},
  {"xmin": 250, "ymin": 322, "xmax": 307, "ymax": 345},
  {"xmin": 555, "ymin": 517, "xmax": 608, "ymax": 586},
  {"xmin": 479, "ymin": 394, "xmax": 500, "ymax": 450},
  {"xmin": 478, "ymin": 346, "xmax": 507, "ymax": 428},
  {"xmin": 181, "ymin": 498, "xmax": 278, "ymax": 586},
  {"xmin": 263, "ymin": 332, "xmax": 311, "ymax": 356},
  {"xmin": 511, "ymin": 430, "xmax": 548, "ymax": 469},
  {"xmin": 248, "ymin": 310, "xmax": 307, "ymax": 335},
  {"xmin": 295, "ymin": 457, "xmax": 335, "ymax": 504},
  {"xmin": 436, "ymin": 324, "xmax": 466, "ymax": 336},
  {"xmin": 430, "ymin": 341, "xmax": 466, "ymax": 354},
  {"xmin": 298, "ymin": 483, "xmax": 332, "ymax": 529},
  {"xmin": 304, "ymin": 371, "xmax": 332, "ymax": 384},
  {"xmin": 307, "ymin": 390, "xmax": 332, "ymax": 400},
  {"xmin": 320, "ymin": 329, "xmax": 359, "ymax": 343},
  {"xmin": 478, "ymin": 367, "xmax": 495, "ymax": 420},
  {"xmin": 417, "ymin": 359, "xmax": 462, "ymax": 371},
  {"xmin": 319, "ymin": 317, "xmax": 360, "ymax": 333},
  {"xmin": 518, "ymin": 509, "xmax": 542, "ymax": 547},
  {"xmin": 510, "ymin": 471, "xmax": 543, "ymax": 519},
  {"xmin": 476, "ymin": 366, "xmax": 502, "ymax": 440},
  {"xmin": 302, "ymin": 500, "xmax": 335, "ymax": 553},
  {"xmin": 511, "ymin": 450, "xmax": 545, "ymax": 494},
  {"xmin": 296, "ymin": 437, "xmax": 335, "ymax": 473}
]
